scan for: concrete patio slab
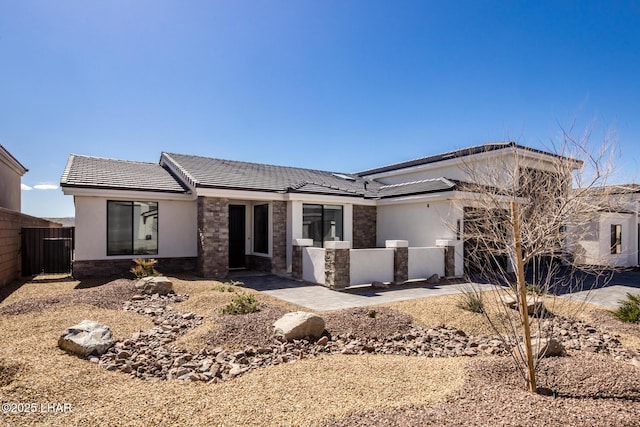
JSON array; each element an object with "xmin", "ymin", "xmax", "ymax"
[
  {"xmin": 560, "ymin": 285, "xmax": 640, "ymax": 309},
  {"xmin": 234, "ymin": 273, "xmax": 497, "ymax": 311}
]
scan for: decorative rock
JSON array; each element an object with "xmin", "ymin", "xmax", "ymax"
[
  {"xmin": 371, "ymin": 281, "xmax": 389, "ymax": 289},
  {"xmin": 502, "ymin": 295, "xmax": 545, "ymax": 315},
  {"xmin": 426, "ymin": 274, "xmax": 440, "ymax": 284},
  {"xmin": 316, "ymin": 336, "xmax": 329, "ymax": 346},
  {"xmin": 134, "ymin": 276, "xmax": 174, "ymax": 295},
  {"xmin": 528, "ymin": 337, "xmax": 565, "ymax": 358},
  {"xmin": 58, "ymin": 320, "xmax": 114, "ymax": 357},
  {"xmin": 273, "ymin": 311, "xmax": 325, "ymax": 341}
]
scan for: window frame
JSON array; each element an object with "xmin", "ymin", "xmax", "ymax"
[
  {"xmin": 302, "ymin": 204, "xmax": 344, "ymax": 247},
  {"xmin": 610, "ymin": 224, "xmax": 622, "ymax": 255},
  {"xmin": 253, "ymin": 203, "xmax": 269, "ymax": 255},
  {"xmin": 106, "ymin": 200, "xmax": 159, "ymax": 256}
]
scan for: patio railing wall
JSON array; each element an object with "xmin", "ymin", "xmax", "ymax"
[{"xmin": 293, "ymin": 239, "xmax": 454, "ymax": 289}]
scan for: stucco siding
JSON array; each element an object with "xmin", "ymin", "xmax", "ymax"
[
  {"xmin": 74, "ymin": 196, "xmax": 197, "ymax": 261},
  {"xmin": 376, "ymin": 200, "xmax": 460, "ymax": 248}
]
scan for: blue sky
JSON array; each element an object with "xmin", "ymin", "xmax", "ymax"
[{"xmin": 1, "ymin": 1, "xmax": 639, "ymax": 217}]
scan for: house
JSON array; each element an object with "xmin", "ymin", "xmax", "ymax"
[
  {"xmin": 60, "ymin": 142, "xmax": 579, "ymax": 282},
  {"xmin": 570, "ymin": 184, "xmax": 640, "ymax": 268},
  {"xmin": 1, "ymin": 145, "xmax": 62, "ymax": 286},
  {"xmin": 0, "ymin": 144, "xmax": 28, "ymax": 211}
]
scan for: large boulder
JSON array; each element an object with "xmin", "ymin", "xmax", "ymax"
[
  {"xmin": 135, "ymin": 276, "xmax": 174, "ymax": 295},
  {"xmin": 273, "ymin": 311, "xmax": 325, "ymax": 341},
  {"xmin": 521, "ymin": 337, "xmax": 565, "ymax": 358},
  {"xmin": 58, "ymin": 320, "xmax": 113, "ymax": 357},
  {"xmin": 503, "ymin": 295, "xmax": 545, "ymax": 315}
]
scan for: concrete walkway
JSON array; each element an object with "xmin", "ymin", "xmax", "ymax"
[
  {"xmin": 233, "ymin": 271, "xmax": 640, "ymax": 311},
  {"xmin": 233, "ymin": 273, "xmax": 497, "ymax": 311}
]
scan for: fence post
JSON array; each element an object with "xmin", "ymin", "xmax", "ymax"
[
  {"xmin": 292, "ymin": 239, "xmax": 313, "ymax": 280},
  {"xmin": 386, "ymin": 240, "xmax": 409, "ymax": 284},
  {"xmin": 324, "ymin": 241, "xmax": 351, "ymax": 289}
]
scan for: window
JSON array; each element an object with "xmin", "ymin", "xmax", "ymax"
[
  {"xmin": 611, "ymin": 224, "xmax": 622, "ymax": 255},
  {"xmin": 253, "ymin": 204, "xmax": 269, "ymax": 254},
  {"xmin": 107, "ymin": 201, "xmax": 158, "ymax": 255},
  {"xmin": 303, "ymin": 204, "xmax": 343, "ymax": 247}
]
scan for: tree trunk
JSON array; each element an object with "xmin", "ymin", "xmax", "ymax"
[{"xmin": 511, "ymin": 200, "xmax": 537, "ymax": 393}]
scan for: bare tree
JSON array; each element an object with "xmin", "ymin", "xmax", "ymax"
[{"xmin": 453, "ymin": 125, "xmax": 617, "ymax": 393}]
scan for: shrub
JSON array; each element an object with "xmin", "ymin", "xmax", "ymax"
[
  {"xmin": 211, "ymin": 283, "xmax": 236, "ymax": 293},
  {"xmin": 614, "ymin": 293, "xmax": 640, "ymax": 323},
  {"xmin": 367, "ymin": 309, "xmax": 377, "ymax": 318},
  {"xmin": 457, "ymin": 286, "xmax": 485, "ymax": 313},
  {"xmin": 221, "ymin": 293, "xmax": 260, "ymax": 315},
  {"xmin": 131, "ymin": 258, "xmax": 158, "ymax": 278}
]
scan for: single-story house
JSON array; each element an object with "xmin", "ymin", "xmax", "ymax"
[
  {"xmin": 60, "ymin": 142, "xmax": 580, "ymax": 282},
  {"xmin": 570, "ymin": 184, "xmax": 640, "ymax": 268}
]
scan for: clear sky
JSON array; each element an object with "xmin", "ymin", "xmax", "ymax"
[{"xmin": 1, "ymin": 1, "xmax": 639, "ymax": 218}]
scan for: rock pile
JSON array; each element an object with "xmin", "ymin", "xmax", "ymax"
[{"xmin": 95, "ymin": 293, "xmax": 640, "ymax": 383}]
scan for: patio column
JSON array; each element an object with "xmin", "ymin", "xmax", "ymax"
[
  {"xmin": 292, "ymin": 238, "xmax": 313, "ymax": 280},
  {"xmin": 197, "ymin": 196, "xmax": 229, "ymax": 278},
  {"xmin": 386, "ymin": 240, "xmax": 409, "ymax": 284},
  {"xmin": 325, "ymin": 241, "xmax": 351, "ymax": 290}
]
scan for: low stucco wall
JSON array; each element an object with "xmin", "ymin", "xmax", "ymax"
[
  {"xmin": 408, "ymin": 247, "xmax": 445, "ymax": 279},
  {"xmin": 350, "ymin": 248, "xmax": 394, "ymax": 285},
  {"xmin": 302, "ymin": 247, "xmax": 325, "ymax": 285}
]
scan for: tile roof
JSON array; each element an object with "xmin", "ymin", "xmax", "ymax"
[
  {"xmin": 355, "ymin": 142, "xmax": 580, "ymax": 176},
  {"xmin": 162, "ymin": 152, "xmax": 382, "ymax": 198},
  {"xmin": 60, "ymin": 152, "xmax": 467, "ymax": 200},
  {"xmin": 60, "ymin": 155, "xmax": 189, "ymax": 193}
]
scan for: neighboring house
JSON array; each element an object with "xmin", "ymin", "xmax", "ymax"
[
  {"xmin": 60, "ymin": 142, "xmax": 578, "ymax": 280},
  {"xmin": 0, "ymin": 144, "xmax": 28, "ymax": 211},
  {"xmin": 571, "ymin": 184, "xmax": 640, "ymax": 268},
  {"xmin": 1, "ymin": 145, "xmax": 61, "ymax": 287}
]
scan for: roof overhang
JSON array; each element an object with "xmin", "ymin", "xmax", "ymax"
[{"xmin": 0, "ymin": 145, "xmax": 28, "ymax": 176}]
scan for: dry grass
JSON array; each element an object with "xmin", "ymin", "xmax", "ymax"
[
  {"xmin": 0, "ymin": 277, "xmax": 466, "ymax": 426},
  {"xmin": 1, "ymin": 275, "xmax": 638, "ymax": 426}
]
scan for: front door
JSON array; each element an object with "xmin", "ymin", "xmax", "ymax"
[{"xmin": 229, "ymin": 205, "xmax": 246, "ymax": 269}]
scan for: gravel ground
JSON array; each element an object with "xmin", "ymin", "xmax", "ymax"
[
  {"xmin": 322, "ymin": 352, "xmax": 640, "ymax": 427},
  {"xmin": 1, "ymin": 275, "xmax": 639, "ymax": 426}
]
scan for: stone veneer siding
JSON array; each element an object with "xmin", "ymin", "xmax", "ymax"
[
  {"xmin": 270, "ymin": 201, "xmax": 287, "ymax": 273},
  {"xmin": 325, "ymin": 248, "xmax": 349, "ymax": 289},
  {"xmin": 197, "ymin": 197, "xmax": 229, "ymax": 278},
  {"xmin": 246, "ymin": 255, "xmax": 271, "ymax": 272},
  {"xmin": 393, "ymin": 247, "xmax": 409, "ymax": 284},
  {"xmin": 291, "ymin": 245, "xmax": 304, "ymax": 280},
  {"xmin": 352, "ymin": 205, "xmax": 377, "ymax": 249},
  {"xmin": 72, "ymin": 257, "xmax": 197, "ymax": 279}
]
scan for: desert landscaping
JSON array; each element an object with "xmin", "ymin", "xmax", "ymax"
[{"xmin": 1, "ymin": 274, "xmax": 639, "ymax": 426}]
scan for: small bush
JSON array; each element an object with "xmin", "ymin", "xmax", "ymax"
[
  {"xmin": 367, "ymin": 309, "xmax": 377, "ymax": 318},
  {"xmin": 131, "ymin": 258, "xmax": 158, "ymax": 278},
  {"xmin": 221, "ymin": 293, "xmax": 260, "ymax": 315},
  {"xmin": 614, "ymin": 293, "xmax": 640, "ymax": 323},
  {"xmin": 211, "ymin": 283, "xmax": 236, "ymax": 293},
  {"xmin": 457, "ymin": 287, "xmax": 485, "ymax": 313},
  {"xmin": 526, "ymin": 283, "xmax": 546, "ymax": 296}
]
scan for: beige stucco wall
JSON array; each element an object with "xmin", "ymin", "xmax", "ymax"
[{"xmin": 0, "ymin": 156, "xmax": 23, "ymax": 211}]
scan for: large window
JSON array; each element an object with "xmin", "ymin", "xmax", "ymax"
[
  {"xmin": 303, "ymin": 204, "xmax": 343, "ymax": 247},
  {"xmin": 611, "ymin": 224, "xmax": 622, "ymax": 255},
  {"xmin": 253, "ymin": 204, "xmax": 269, "ymax": 254},
  {"xmin": 107, "ymin": 201, "xmax": 158, "ymax": 255}
]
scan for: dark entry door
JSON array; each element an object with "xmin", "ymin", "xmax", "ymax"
[{"xmin": 228, "ymin": 205, "xmax": 246, "ymax": 269}]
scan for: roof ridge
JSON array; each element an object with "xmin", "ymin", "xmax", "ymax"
[
  {"xmin": 164, "ymin": 152, "xmax": 357, "ymax": 177},
  {"xmin": 67, "ymin": 153, "xmax": 160, "ymax": 165}
]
